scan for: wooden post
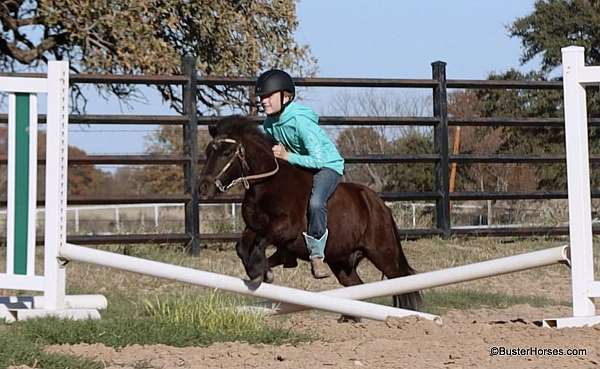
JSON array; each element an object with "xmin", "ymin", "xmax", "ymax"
[
  {"xmin": 182, "ymin": 56, "xmax": 200, "ymax": 255},
  {"xmin": 432, "ymin": 61, "xmax": 450, "ymax": 236}
]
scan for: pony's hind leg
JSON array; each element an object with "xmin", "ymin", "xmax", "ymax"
[
  {"xmin": 329, "ymin": 255, "xmax": 364, "ymax": 323},
  {"xmin": 365, "ymin": 248, "xmax": 422, "ymax": 311}
]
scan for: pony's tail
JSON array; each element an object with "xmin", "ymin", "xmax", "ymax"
[{"xmin": 391, "ymin": 222, "xmax": 423, "ymax": 311}]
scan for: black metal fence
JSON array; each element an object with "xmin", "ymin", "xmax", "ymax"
[{"xmin": 1, "ymin": 59, "xmax": 599, "ymax": 254}]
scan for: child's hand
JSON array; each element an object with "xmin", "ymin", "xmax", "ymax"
[{"xmin": 272, "ymin": 144, "xmax": 289, "ymax": 160}]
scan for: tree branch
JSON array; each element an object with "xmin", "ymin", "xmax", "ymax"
[{"xmin": 0, "ymin": 32, "xmax": 67, "ymax": 63}]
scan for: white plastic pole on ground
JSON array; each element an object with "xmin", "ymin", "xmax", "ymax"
[
  {"xmin": 31, "ymin": 295, "xmax": 108, "ymax": 310},
  {"xmin": 255, "ymin": 246, "xmax": 569, "ymax": 315},
  {"xmin": 60, "ymin": 243, "xmax": 441, "ymax": 323},
  {"xmin": 561, "ymin": 46, "xmax": 597, "ymax": 318}
]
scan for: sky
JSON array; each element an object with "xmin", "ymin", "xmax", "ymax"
[
  {"xmin": 296, "ymin": 0, "xmax": 537, "ymax": 79},
  {"xmin": 14, "ymin": 1, "xmax": 542, "ymax": 157},
  {"xmin": 293, "ymin": 0, "xmax": 541, "ymax": 113}
]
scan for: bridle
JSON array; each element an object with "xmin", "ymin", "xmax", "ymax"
[{"xmin": 211, "ymin": 138, "xmax": 279, "ymax": 192}]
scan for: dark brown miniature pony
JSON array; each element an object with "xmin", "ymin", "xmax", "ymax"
[{"xmin": 198, "ymin": 116, "xmax": 421, "ymax": 310}]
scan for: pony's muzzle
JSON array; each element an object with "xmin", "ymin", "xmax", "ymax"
[{"xmin": 198, "ymin": 177, "xmax": 217, "ymax": 199}]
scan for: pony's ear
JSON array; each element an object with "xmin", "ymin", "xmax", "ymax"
[{"xmin": 208, "ymin": 124, "xmax": 217, "ymax": 137}]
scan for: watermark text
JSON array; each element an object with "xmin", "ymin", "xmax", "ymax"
[{"xmin": 490, "ymin": 346, "xmax": 587, "ymax": 357}]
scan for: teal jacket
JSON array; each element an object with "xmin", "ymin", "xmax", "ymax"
[{"xmin": 262, "ymin": 102, "xmax": 344, "ymax": 175}]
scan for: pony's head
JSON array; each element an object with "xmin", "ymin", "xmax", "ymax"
[{"xmin": 198, "ymin": 116, "xmax": 273, "ymax": 199}]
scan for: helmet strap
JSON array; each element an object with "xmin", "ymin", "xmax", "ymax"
[{"xmin": 266, "ymin": 91, "xmax": 294, "ymax": 117}]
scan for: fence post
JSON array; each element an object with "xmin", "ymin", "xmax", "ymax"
[
  {"xmin": 432, "ymin": 61, "xmax": 450, "ymax": 236},
  {"xmin": 182, "ymin": 56, "xmax": 200, "ymax": 255}
]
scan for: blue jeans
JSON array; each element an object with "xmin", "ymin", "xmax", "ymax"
[{"xmin": 308, "ymin": 168, "xmax": 342, "ymax": 239}]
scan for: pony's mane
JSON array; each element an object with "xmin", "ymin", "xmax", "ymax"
[{"xmin": 212, "ymin": 115, "xmax": 274, "ymax": 147}]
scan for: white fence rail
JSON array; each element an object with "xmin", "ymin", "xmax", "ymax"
[{"xmin": 0, "ymin": 201, "xmax": 564, "ymax": 235}]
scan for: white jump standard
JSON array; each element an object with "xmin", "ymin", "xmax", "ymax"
[
  {"xmin": 542, "ymin": 46, "xmax": 600, "ymax": 328},
  {"xmin": 0, "ymin": 62, "xmax": 106, "ymax": 322}
]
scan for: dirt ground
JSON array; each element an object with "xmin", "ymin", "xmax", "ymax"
[
  {"xmin": 40, "ymin": 305, "xmax": 598, "ymax": 369},
  {"xmin": 11, "ymin": 239, "xmax": 600, "ymax": 369}
]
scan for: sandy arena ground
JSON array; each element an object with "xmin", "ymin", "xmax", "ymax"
[{"xmin": 41, "ymin": 304, "xmax": 600, "ymax": 369}]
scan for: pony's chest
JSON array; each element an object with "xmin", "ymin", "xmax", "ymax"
[
  {"xmin": 242, "ymin": 193, "xmax": 301, "ymax": 230},
  {"xmin": 241, "ymin": 198, "xmax": 275, "ymax": 229}
]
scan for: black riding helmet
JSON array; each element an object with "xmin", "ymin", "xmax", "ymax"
[
  {"xmin": 255, "ymin": 69, "xmax": 295, "ymax": 97},
  {"xmin": 255, "ymin": 69, "xmax": 295, "ymax": 116}
]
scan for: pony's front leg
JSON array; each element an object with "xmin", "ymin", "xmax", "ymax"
[
  {"xmin": 236, "ymin": 228, "xmax": 271, "ymax": 284},
  {"xmin": 235, "ymin": 227, "xmax": 257, "ymax": 265}
]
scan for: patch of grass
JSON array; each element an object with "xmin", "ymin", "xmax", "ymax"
[
  {"xmin": 0, "ymin": 290, "xmax": 310, "ymax": 367},
  {"xmin": 369, "ymin": 288, "xmax": 568, "ymax": 315},
  {"xmin": 144, "ymin": 292, "xmax": 266, "ymax": 333},
  {"xmin": 0, "ymin": 332, "xmax": 102, "ymax": 369},
  {"xmin": 423, "ymin": 289, "xmax": 569, "ymax": 315},
  {"xmin": 10, "ymin": 292, "xmax": 311, "ymax": 350}
]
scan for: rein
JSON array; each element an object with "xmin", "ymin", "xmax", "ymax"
[{"xmin": 212, "ymin": 138, "xmax": 279, "ymax": 192}]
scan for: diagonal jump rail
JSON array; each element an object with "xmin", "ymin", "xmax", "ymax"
[
  {"xmin": 60, "ymin": 243, "xmax": 441, "ymax": 323},
  {"xmin": 251, "ymin": 245, "xmax": 569, "ymax": 315}
]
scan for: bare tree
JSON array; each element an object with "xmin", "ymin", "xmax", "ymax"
[
  {"xmin": 448, "ymin": 90, "xmax": 538, "ymax": 224},
  {"xmin": 330, "ymin": 90, "xmax": 432, "ymax": 191}
]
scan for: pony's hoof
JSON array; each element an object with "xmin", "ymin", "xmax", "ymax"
[
  {"xmin": 264, "ymin": 270, "xmax": 274, "ymax": 283},
  {"xmin": 244, "ymin": 275, "xmax": 263, "ymax": 290}
]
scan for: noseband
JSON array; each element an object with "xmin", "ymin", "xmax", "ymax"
[{"xmin": 211, "ymin": 138, "xmax": 279, "ymax": 192}]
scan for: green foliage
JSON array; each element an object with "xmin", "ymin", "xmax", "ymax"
[
  {"xmin": 1, "ymin": 0, "xmax": 316, "ymax": 113},
  {"xmin": 336, "ymin": 126, "xmax": 435, "ymax": 192},
  {"xmin": 472, "ymin": 70, "xmax": 564, "ymax": 190},
  {"xmin": 384, "ymin": 128, "xmax": 435, "ymax": 192},
  {"xmin": 451, "ymin": 1, "xmax": 600, "ymax": 193},
  {"xmin": 509, "ymin": 0, "xmax": 600, "ymax": 74},
  {"xmin": 473, "ymin": 69, "xmax": 600, "ymax": 190},
  {"xmin": 1, "ymin": 278, "xmax": 309, "ymax": 360},
  {"xmin": 10, "ymin": 293, "xmax": 309, "ymax": 349},
  {"xmin": 479, "ymin": 70, "xmax": 562, "ymax": 120},
  {"xmin": 143, "ymin": 292, "xmax": 304, "ymax": 344}
]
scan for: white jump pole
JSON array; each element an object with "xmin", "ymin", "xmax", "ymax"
[
  {"xmin": 542, "ymin": 46, "xmax": 600, "ymax": 328},
  {"xmin": 254, "ymin": 246, "xmax": 569, "ymax": 315},
  {"xmin": 60, "ymin": 243, "xmax": 441, "ymax": 323}
]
